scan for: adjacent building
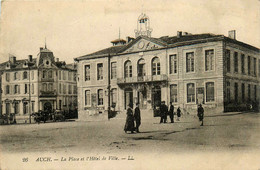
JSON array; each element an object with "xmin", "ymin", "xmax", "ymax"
[
  {"xmin": 0, "ymin": 46, "xmax": 77, "ymax": 122},
  {"xmin": 75, "ymin": 14, "xmax": 260, "ymax": 120}
]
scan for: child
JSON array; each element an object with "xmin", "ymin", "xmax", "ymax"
[{"xmin": 177, "ymin": 107, "xmax": 181, "ymax": 121}]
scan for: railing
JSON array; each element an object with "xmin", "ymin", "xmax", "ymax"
[
  {"xmin": 40, "ymin": 90, "xmax": 57, "ymax": 97},
  {"xmin": 41, "ymin": 78, "xmax": 54, "ymax": 82},
  {"xmin": 117, "ymin": 74, "xmax": 168, "ymax": 84}
]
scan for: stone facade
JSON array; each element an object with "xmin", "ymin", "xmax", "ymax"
[{"xmin": 75, "ymin": 16, "xmax": 260, "ymax": 120}]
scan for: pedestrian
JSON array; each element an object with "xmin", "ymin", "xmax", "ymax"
[
  {"xmin": 124, "ymin": 103, "xmax": 135, "ymax": 133},
  {"xmin": 177, "ymin": 107, "xmax": 181, "ymax": 121},
  {"xmin": 197, "ymin": 104, "xmax": 204, "ymax": 126},
  {"xmin": 169, "ymin": 102, "xmax": 174, "ymax": 123},
  {"xmin": 160, "ymin": 101, "xmax": 168, "ymax": 123},
  {"xmin": 134, "ymin": 103, "xmax": 141, "ymax": 133}
]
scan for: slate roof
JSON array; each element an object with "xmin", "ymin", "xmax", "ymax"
[
  {"xmin": 75, "ymin": 33, "xmax": 260, "ymax": 61},
  {"xmin": 0, "ymin": 58, "xmax": 76, "ymax": 71}
]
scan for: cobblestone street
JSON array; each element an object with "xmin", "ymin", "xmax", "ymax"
[{"xmin": 1, "ymin": 111, "xmax": 260, "ymax": 169}]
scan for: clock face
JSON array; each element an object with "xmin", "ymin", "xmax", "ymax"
[{"xmin": 137, "ymin": 40, "xmax": 145, "ymax": 49}]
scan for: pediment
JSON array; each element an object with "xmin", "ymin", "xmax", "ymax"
[{"xmin": 123, "ymin": 37, "xmax": 165, "ymax": 53}]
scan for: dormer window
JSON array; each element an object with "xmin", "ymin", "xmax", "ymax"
[
  {"xmin": 46, "ymin": 60, "xmax": 49, "ymax": 65},
  {"xmin": 24, "ymin": 62, "xmax": 27, "ymax": 66}
]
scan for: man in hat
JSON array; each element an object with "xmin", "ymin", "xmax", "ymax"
[
  {"xmin": 160, "ymin": 101, "xmax": 168, "ymax": 123},
  {"xmin": 134, "ymin": 103, "xmax": 141, "ymax": 133},
  {"xmin": 197, "ymin": 104, "xmax": 204, "ymax": 126},
  {"xmin": 169, "ymin": 102, "xmax": 174, "ymax": 123}
]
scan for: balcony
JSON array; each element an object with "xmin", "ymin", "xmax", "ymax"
[
  {"xmin": 41, "ymin": 78, "xmax": 54, "ymax": 82},
  {"xmin": 39, "ymin": 90, "xmax": 57, "ymax": 97},
  {"xmin": 117, "ymin": 74, "xmax": 168, "ymax": 85}
]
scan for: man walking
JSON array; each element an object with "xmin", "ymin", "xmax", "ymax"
[
  {"xmin": 197, "ymin": 104, "xmax": 204, "ymax": 126},
  {"xmin": 169, "ymin": 102, "xmax": 174, "ymax": 123},
  {"xmin": 134, "ymin": 103, "xmax": 141, "ymax": 133}
]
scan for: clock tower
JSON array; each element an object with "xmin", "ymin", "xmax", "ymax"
[{"xmin": 135, "ymin": 13, "xmax": 153, "ymax": 38}]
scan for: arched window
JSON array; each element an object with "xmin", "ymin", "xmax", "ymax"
[
  {"xmin": 137, "ymin": 58, "xmax": 146, "ymax": 77},
  {"xmin": 152, "ymin": 57, "xmax": 160, "ymax": 75},
  {"xmin": 23, "ymin": 71, "xmax": 28, "ymax": 79},
  {"xmin": 124, "ymin": 60, "xmax": 132, "ymax": 78}
]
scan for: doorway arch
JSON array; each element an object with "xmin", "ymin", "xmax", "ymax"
[{"xmin": 44, "ymin": 102, "xmax": 52, "ymax": 112}]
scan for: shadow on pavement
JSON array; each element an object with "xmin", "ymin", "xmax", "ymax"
[{"xmin": 205, "ymin": 112, "xmax": 243, "ymax": 117}]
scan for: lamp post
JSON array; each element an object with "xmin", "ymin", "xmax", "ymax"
[
  {"xmin": 12, "ymin": 99, "xmax": 17, "ymax": 124},
  {"xmin": 28, "ymin": 62, "xmax": 34, "ymax": 124},
  {"xmin": 107, "ymin": 53, "xmax": 111, "ymax": 120}
]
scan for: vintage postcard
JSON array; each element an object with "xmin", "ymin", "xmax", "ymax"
[{"xmin": 0, "ymin": 0, "xmax": 259, "ymax": 169}]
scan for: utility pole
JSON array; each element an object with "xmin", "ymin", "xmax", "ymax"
[
  {"xmin": 29, "ymin": 64, "xmax": 31, "ymax": 123},
  {"xmin": 28, "ymin": 61, "xmax": 34, "ymax": 124},
  {"xmin": 107, "ymin": 53, "xmax": 111, "ymax": 120}
]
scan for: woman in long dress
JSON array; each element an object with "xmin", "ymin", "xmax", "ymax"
[{"xmin": 124, "ymin": 103, "xmax": 135, "ymax": 134}]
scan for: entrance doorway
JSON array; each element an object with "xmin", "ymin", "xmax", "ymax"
[
  {"xmin": 44, "ymin": 102, "xmax": 52, "ymax": 112},
  {"xmin": 124, "ymin": 88, "xmax": 133, "ymax": 109},
  {"xmin": 152, "ymin": 86, "xmax": 161, "ymax": 109},
  {"xmin": 138, "ymin": 89, "xmax": 147, "ymax": 109}
]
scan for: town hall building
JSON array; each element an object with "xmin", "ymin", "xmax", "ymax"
[{"xmin": 75, "ymin": 13, "xmax": 260, "ymax": 120}]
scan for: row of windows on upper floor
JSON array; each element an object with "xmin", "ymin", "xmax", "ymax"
[
  {"xmin": 5, "ymin": 71, "xmax": 34, "ymax": 82},
  {"xmin": 5, "ymin": 84, "xmax": 35, "ymax": 95},
  {"xmin": 225, "ymin": 49, "xmax": 259, "ymax": 77},
  {"xmin": 226, "ymin": 81, "xmax": 258, "ymax": 103},
  {"xmin": 41, "ymin": 83, "xmax": 77, "ymax": 94},
  {"xmin": 84, "ymin": 49, "xmax": 259, "ymax": 81},
  {"xmin": 4, "ymin": 83, "xmax": 77, "ymax": 95},
  {"xmin": 4, "ymin": 70, "xmax": 77, "ymax": 82}
]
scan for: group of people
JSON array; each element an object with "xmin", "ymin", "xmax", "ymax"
[
  {"xmin": 124, "ymin": 102, "xmax": 205, "ymax": 134},
  {"xmin": 159, "ymin": 101, "xmax": 181, "ymax": 124},
  {"xmin": 124, "ymin": 103, "xmax": 141, "ymax": 134}
]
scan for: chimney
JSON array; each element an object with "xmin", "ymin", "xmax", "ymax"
[
  {"xmin": 28, "ymin": 55, "xmax": 33, "ymax": 62},
  {"xmin": 177, "ymin": 31, "xmax": 182, "ymax": 38},
  {"xmin": 40, "ymin": 47, "xmax": 43, "ymax": 51},
  {"xmin": 56, "ymin": 58, "xmax": 59, "ymax": 62},
  {"xmin": 228, "ymin": 30, "xmax": 236, "ymax": 39},
  {"xmin": 9, "ymin": 56, "xmax": 16, "ymax": 64},
  {"xmin": 126, "ymin": 36, "xmax": 134, "ymax": 43}
]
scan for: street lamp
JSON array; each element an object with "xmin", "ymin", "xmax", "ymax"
[
  {"xmin": 12, "ymin": 99, "xmax": 17, "ymax": 124},
  {"xmin": 27, "ymin": 61, "xmax": 34, "ymax": 124}
]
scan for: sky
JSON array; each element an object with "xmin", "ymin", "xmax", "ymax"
[{"xmin": 0, "ymin": 0, "xmax": 259, "ymax": 64}]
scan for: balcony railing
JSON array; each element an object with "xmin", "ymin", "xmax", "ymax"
[
  {"xmin": 117, "ymin": 74, "xmax": 168, "ymax": 84},
  {"xmin": 41, "ymin": 78, "xmax": 54, "ymax": 82},
  {"xmin": 40, "ymin": 90, "xmax": 57, "ymax": 97}
]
